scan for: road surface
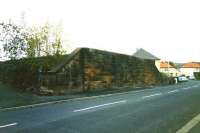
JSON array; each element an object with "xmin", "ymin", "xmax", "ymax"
[{"xmin": 1, "ymin": 81, "xmax": 200, "ymax": 133}]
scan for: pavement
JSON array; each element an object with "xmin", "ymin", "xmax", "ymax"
[
  {"xmin": 1, "ymin": 81, "xmax": 200, "ymax": 133},
  {"xmin": 0, "ymin": 82, "xmax": 154, "ymax": 109},
  {"xmin": 0, "ymin": 82, "xmax": 85, "ymax": 109}
]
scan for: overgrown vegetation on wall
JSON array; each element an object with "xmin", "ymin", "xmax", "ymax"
[{"xmin": 0, "ymin": 55, "xmax": 68, "ymax": 89}]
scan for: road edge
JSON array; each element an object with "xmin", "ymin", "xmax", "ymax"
[{"xmin": 0, "ymin": 86, "xmax": 158, "ymax": 112}]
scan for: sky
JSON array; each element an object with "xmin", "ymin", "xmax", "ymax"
[{"xmin": 0, "ymin": 0, "xmax": 200, "ymax": 62}]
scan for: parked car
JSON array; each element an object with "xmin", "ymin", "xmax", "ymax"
[{"xmin": 178, "ymin": 76, "xmax": 189, "ymax": 82}]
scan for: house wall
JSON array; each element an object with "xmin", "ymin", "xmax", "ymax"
[
  {"xmin": 180, "ymin": 68, "xmax": 200, "ymax": 77},
  {"xmin": 159, "ymin": 68, "xmax": 181, "ymax": 77},
  {"xmin": 155, "ymin": 60, "xmax": 160, "ymax": 71}
]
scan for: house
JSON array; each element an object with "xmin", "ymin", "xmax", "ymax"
[
  {"xmin": 159, "ymin": 61, "xmax": 181, "ymax": 77},
  {"xmin": 133, "ymin": 48, "xmax": 181, "ymax": 77},
  {"xmin": 133, "ymin": 48, "xmax": 161, "ymax": 69},
  {"xmin": 180, "ymin": 62, "xmax": 200, "ymax": 78}
]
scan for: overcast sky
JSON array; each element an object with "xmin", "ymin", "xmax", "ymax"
[{"xmin": 1, "ymin": 0, "xmax": 200, "ymax": 62}]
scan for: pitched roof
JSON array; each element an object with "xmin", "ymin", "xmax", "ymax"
[
  {"xmin": 181, "ymin": 62, "xmax": 200, "ymax": 68},
  {"xmin": 49, "ymin": 48, "xmax": 81, "ymax": 73},
  {"xmin": 133, "ymin": 48, "xmax": 160, "ymax": 60},
  {"xmin": 160, "ymin": 61, "xmax": 174, "ymax": 68}
]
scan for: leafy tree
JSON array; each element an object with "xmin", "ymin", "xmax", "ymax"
[
  {"xmin": 26, "ymin": 26, "xmax": 43, "ymax": 57},
  {"xmin": 26, "ymin": 22, "xmax": 66, "ymax": 58},
  {"xmin": 169, "ymin": 61, "xmax": 177, "ymax": 68},
  {"xmin": 0, "ymin": 21, "xmax": 29, "ymax": 59},
  {"xmin": 26, "ymin": 33, "xmax": 39, "ymax": 57},
  {"xmin": 51, "ymin": 23, "xmax": 66, "ymax": 55},
  {"xmin": 0, "ymin": 21, "xmax": 67, "ymax": 59}
]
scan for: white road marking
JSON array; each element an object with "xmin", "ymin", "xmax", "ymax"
[
  {"xmin": 182, "ymin": 85, "xmax": 199, "ymax": 90},
  {"xmin": 73, "ymin": 100, "xmax": 127, "ymax": 112},
  {"xmin": 0, "ymin": 123, "xmax": 17, "ymax": 129},
  {"xmin": 192, "ymin": 85, "xmax": 199, "ymax": 88},
  {"xmin": 176, "ymin": 113, "xmax": 200, "ymax": 133},
  {"xmin": 167, "ymin": 89, "xmax": 179, "ymax": 94},
  {"xmin": 142, "ymin": 93, "xmax": 162, "ymax": 99},
  {"xmin": 182, "ymin": 87, "xmax": 191, "ymax": 90}
]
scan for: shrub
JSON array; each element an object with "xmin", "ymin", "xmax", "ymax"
[
  {"xmin": 0, "ymin": 55, "xmax": 68, "ymax": 89},
  {"xmin": 194, "ymin": 72, "xmax": 200, "ymax": 80}
]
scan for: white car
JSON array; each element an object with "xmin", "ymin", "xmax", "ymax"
[{"xmin": 178, "ymin": 76, "xmax": 189, "ymax": 82}]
